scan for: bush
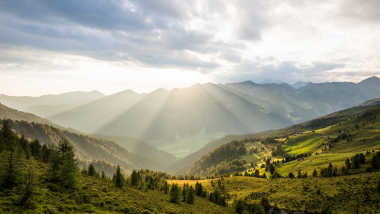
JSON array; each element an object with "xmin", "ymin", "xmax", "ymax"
[
  {"xmin": 366, "ymin": 166, "xmax": 374, "ymax": 172},
  {"xmin": 102, "ymin": 186, "xmax": 108, "ymax": 193},
  {"xmin": 320, "ymin": 202, "xmax": 332, "ymax": 214}
]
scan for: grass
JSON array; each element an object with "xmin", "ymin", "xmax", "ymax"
[
  {"xmin": 281, "ymin": 133, "xmax": 326, "ymax": 156},
  {"xmin": 169, "ymin": 171, "xmax": 380, "ymax": 213}
]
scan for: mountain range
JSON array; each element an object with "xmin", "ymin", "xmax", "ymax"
[{"xmin": 32, "ymin": 77, "xmax": 380, "ymax": 144}]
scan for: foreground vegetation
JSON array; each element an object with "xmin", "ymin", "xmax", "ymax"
[{"xmin": 0, "ymin": 120, "xmax": 233, "ymax": 213}]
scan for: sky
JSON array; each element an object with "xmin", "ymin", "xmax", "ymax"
[{"xmin": 0, "ymin": 0, "xmax": 380, "ymax": 96}]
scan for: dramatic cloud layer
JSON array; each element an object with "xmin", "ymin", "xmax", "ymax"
[{"xmin": 0, "ymin": 0, "xmax": 379, "ymax": 95}]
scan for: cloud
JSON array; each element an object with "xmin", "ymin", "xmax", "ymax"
[
  {"xmin": 338, "ymin": 0, "xmax": 380, "ymax": 23},
  {"xmin": 0, "ymin": 0, "xmax": 380, "ymax": 96}
]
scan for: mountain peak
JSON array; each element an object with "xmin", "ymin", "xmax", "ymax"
[{"xmin": 359, "ymin": 76, "xmax": 380, "ymax": 84}]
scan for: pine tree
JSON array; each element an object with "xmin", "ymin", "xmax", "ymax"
[
  {"xmin": 88, "ymin": 163, "xmax": 96, "ymax": 176},
  {"xmin": 30, "ymin": 139, "xmax": 41, "ymax": 159},
  {"xmin": 371, "ymin": 155, "xmax": 379, "ymax": 168},
  {"xmin": 345, "ymin": 158, "xmax": 351, "ymax": 169},
  {"xmin": 18, "ymin": 159, "xmax": 40, "ymax": 207},
  {"xmin": 251, "ymin": 202, "xmax": 265, "ymax": 214},
  {"xmin": 163, "ymin": 181, "xmax": 169, "ymax": 194},
  {"xmin": 234, "ymin": 198, "xmax": 246, "ymax": 214},
  {"xmin": 101, "ymin": 171, "xmax": 106, "ymax": 179},
  {"xmin": 131, "ymin": 170, "xmax": 139, "ymax": 186},
  {"xmin": 59, "ymin": 138, "xmax": 81, "ymax": 189},
  {"xmin": 41, "ymin": 144, "xmax": 50, "ymax": 163},
  {"xmin": 114, "ymin": 165, "xmax": 124, "ymax": 188},
  {"xmin": 47, "ymin": 149, "xmax": 61, "ymax": 181},
  {"xmin": 186, "ymin": 186, "xmax": 195, "ymax": 204},
  {"xmin": 377, "ymin": 180, "xmax": 380, "ymax": 193},
  {"xmin": 297, "ymin": 169, "xmax": 302, "ymax": 178},
  {"xmin": 313, "ymin": 169, "xmax": 318, "ymax": 177},
  {"xmin": 269, "ymin": 164, "xmax": 275, "ymax": 174},
  {"xmin": 182, "ymin": 183, "xmax": 187, "ymax": 202},
  {"xmin": 260, "ymin": 196, "xmax": 270, "ymax": 211},
  {"xmin": 170, "ymin": 183, "xmax": 180, "ymax": 203}
]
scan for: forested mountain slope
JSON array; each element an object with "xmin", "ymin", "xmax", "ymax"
[
  {"xmin": 1, "ymin": 119, "xmax": 166, "ymax": 174},
  {"xmin": 0, "ymin": 103, "xmax": 173, "ymax": 168},
  {"xmin": 47, "ymin": 77, "xmax": 380, "ymax": 145},
  {"xmin": 0, "ymin": 103, "xmax": 84, "ymax": 134},
  {"xmin": 170, "ymin": 98, "xmax": 380, "ymax": 173},
  {"xmin": 0, "ymin": 90, "xmax": 104, "ymax": 111}
]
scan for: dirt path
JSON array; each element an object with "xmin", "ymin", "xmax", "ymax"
[{"xmin": 259, "ymin": 142, "xmax": 273, "ymax": 162}]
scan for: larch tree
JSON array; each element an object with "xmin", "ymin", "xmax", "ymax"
[{"xmin": 58, "ymin": 138, "xmax": 81, "ymax": 189}]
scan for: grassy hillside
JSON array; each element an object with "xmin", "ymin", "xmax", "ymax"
[
  {"xmin": 169, "ymin": 173, "xmax": 380, "ymax": 213},
  {"xmin": 170, "ymin": 99, "xmax": 380, "ymax": 175},
  {"xmin": 272, "ymin": 103, "xmax": 380, "ymax": 176}
]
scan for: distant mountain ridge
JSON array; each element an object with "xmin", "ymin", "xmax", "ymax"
[
  {"xmin": 45, "ymin": 76, "xmax": 380, "ymax": 145},
  {"xmin": 0, "ymin": 90, "xmax": 105, "ymax": 110}
]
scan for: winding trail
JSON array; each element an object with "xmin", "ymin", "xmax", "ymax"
[{"xmin": 259, "ymin": 142, "xmax": 273, "ymax": 162}]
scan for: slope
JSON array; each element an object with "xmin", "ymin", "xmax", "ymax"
[
  {"xmin": 2, "ymin": 118, "xmax": 166, "ymax": 173},
  {"xmin": 1, "ymin": 103, "xmax": 173, "ymax": 169},
  {"xmin": 170, "ymin": 98, "xmax": 380, "ymax": 174},
  {"xmin": 24, "ymin": 98, "xmax": 100, "ymax": 118},
  {"xmin": 174, "ymin": 100, "xmax": 380, "ymax": 177}
]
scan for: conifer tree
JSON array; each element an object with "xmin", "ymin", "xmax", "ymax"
[
  {"xmin": 131, "ymin": 170, "xmax": 139, "ymax": 186},
  {"xmin": 163, "ymin": 181, "xmax": 169, "ymax": 194},
  {"xmin": 101, "ymin": 171, "xmax": 106, "ymax": 179},
  {"xmin": 260, "ymin": 196, "xmax": 270, "ymax": 211},
  {"xmin": 182, "ymin": 183, "xmax": 187, "ymax": 202},
  {"xmin": 41, "ymin": 144, "xmax": 51, "ymax": 163},
  {"xmin": 170, "ymin": 183, "xmax": 180, "ymax": 203},
  {"xmin": 345, "ymin": 158, "xmax": 351, "ymax": 169},
  {"xmin": 297, "ymin": 169, "xmax": 302, "ymax": 178},
  {"xmin": 371, "ymin": 155, "xmax": 379, "ymax": 168},
  {"xmin": 313, "ymin": 169, "xmax": 318, "ymax": 177},
  {"xmin": 18, "ymin": 159, "xmax": 40, "ymax": 207},
  {"xmin": 251, "ymin": 202, "xmax": 265, "ymax": 214},
  {"xmin": 186, "ymin": 186, "xmax": 195, "ymax": 204},
  {"xmin": 59, "ymin": 138, "xmax": 81, "ymax": 189},
  {"xmin": 114, "ymin": 165, "xmax": 124, "ymax": 188},
  {"xmin": 88, "ymin": 163, "xmax": 96, "ymax": 176},
  {"xmin": 47, "ymin": 149, "xmax": 61, "ymax": 181}
]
